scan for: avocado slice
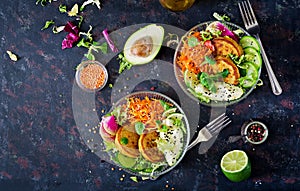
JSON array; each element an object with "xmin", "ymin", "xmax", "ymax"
[{"xmin": 123, "ymin": 24, "xmax": 164, "ymax": 65}]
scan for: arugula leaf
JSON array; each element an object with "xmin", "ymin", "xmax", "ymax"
[{"xmin": 187, "ymin": 36, "xmax": 200, "ymax": 47}]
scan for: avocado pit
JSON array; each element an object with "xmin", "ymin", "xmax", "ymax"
[{"xmin": 130, "ymin": 36, "xmax": 153, "ymax": 57}]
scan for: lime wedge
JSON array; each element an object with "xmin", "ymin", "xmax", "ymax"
[
  {"xmin": 220, "ymin": 150, "xmax": 251, "ymax": 182},
  {"xmin": 184, "ymin": 69, "xmax": 199, "ymax": 89}
]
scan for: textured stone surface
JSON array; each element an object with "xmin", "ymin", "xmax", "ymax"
[{"xmin": 0, "ymin": 0, "xmax": 299, "ymax": 190}]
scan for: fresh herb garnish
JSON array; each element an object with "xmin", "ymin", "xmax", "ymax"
[
  {"xmin": 187, "ymin": 36, "xmax": 200, "ymax": 47},
  {"xmin": 199, "ymin": 69, "xmax": 230, "ymax": 93},
  {"xmin": 204, "ymin": 55, "xmax": 216, "ymax": 65},
  {"xmin": 160, "ymin": 124, "xmax": 168, "ymax": 132},
  {"xmin": 117, "ymin": 53, "xmax": 132, "ymax": 73},
  {"xmin": 200, "ymin": 72, "xmax": 217, "ymax": 93},
  {"xmin": 135, "ymin": 122, "xmax": 145, "ymax": 135}
]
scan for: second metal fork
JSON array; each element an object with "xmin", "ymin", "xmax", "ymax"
[
  {"xmin": 187, "ymin": 113, "xmax": 231, "ymax": 150},
  {"xmin": 238, "ymin": 0, "xmax": 282, "ymax": 95}
]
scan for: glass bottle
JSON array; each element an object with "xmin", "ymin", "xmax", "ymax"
[{"xmin": 159, "ymin": 0, "xmax": 196, "ymax": 12}]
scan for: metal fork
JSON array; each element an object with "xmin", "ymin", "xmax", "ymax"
[
  {"xmin": 238, "ymin": 0, "xmax": 282, "ymax": 95},
  {"xmin": 187, "ymin": 113, "xmax": 231, "ymax": 150}
]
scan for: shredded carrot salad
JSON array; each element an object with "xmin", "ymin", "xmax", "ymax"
[
  {"xmin": 176, "ymin": 32, "xmax": 214, "ymax": 74},
  {"xmin": 127, "ymin": 96, "xmax": 167, "ymax": 127}
]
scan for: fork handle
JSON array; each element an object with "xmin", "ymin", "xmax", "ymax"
[
  {"xmin": 187, "ymin": 132, "xmax": 207, "ymax": 150},
  {"xmin": 255, "ymin": 34, "xmax": 283, "ymax": 95}
]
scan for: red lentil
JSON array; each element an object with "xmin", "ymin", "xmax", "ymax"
[{"xmin": 80, "ymin": 64, "xmax": 106, "ymax": 90}]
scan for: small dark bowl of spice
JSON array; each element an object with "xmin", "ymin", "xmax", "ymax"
[
  {"xmin": 75, "ymin": 60, "xmax": 108, "ymax": 92},
  {"xmin": 243, "ymin": 121, "xmax": 268, "ymax": 144}
]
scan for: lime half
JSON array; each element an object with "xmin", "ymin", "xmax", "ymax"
[{"xmin": 220, "ymin": 150, "xmax": 251, "ymax": 182}]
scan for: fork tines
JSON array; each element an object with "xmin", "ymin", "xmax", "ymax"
[
  {"xmin": 238, "ymin": 0, "xmax": 258, "ymax": 29},
  {"xmin": 206, "ymin": 113, "xmax": 231, "ymax": 135}
]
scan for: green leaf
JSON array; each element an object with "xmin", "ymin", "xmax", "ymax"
[
  {"xmin": 59, "ymin": 4, "xmax": 67, "ymax": 13},
  {"xmin": 135, "ymin": 122, "xmax": 145, "ymax": 135},
  {"xmin": 93, "ymin": 42, "xmax": 108, "ymax": 54},
  {"xmin": 77, "ymin": 38, "xmax": 91, "ymax": 48},
  {"xmin": 160, "ymin": 125, "xmax": 168, "ymax": 132},
  {"xmin": 84, "ymin": 53, "xmax": 95, "ymax": 60},
  {"xmin": 41, "ymin": 20, "xmax": 54, "ymax": 30},
  {"xmin": 159, "ymin": 100, "xmax": 171, "ymax": 110},
  {"xmin": 200, "ymin": 72, "xmax": 217, "ymax": 93},
  {"xmin": 204, "ymin": 55, "xmax": 216, "ymax": 65},
  {"xmin": 188, "ymin": 36, "xmax": 200, "ymax": 47}
]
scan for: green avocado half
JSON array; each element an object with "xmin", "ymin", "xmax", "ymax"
[{"xmin": 123, "ymin": 24, "xmax": 164, "ymax": 65}]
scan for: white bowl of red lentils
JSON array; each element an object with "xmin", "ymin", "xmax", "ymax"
[{"xmin": 75, "ymin": 60, "xmax": 108, "ymax": 92}]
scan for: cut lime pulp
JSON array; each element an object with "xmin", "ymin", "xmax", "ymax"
[{"xmin": 220, "ymin": 150, "xmax": 251, "ymax": 182}]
